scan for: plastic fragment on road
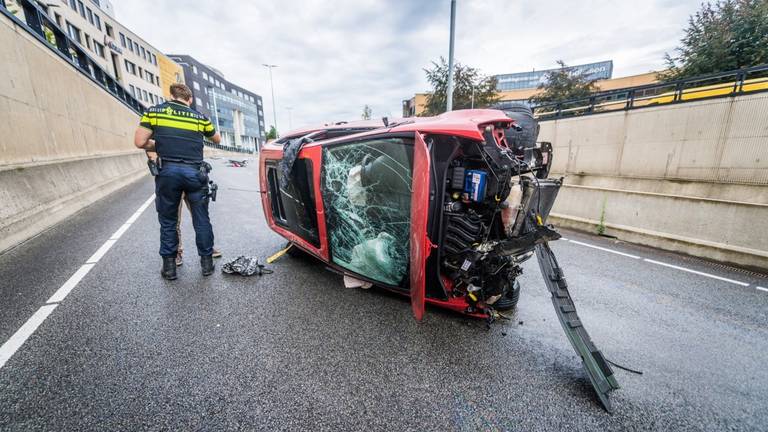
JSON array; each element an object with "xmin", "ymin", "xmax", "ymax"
[
  {"xmin": 222, "ymin": 256, "xmax": 273, "ymax": 276},
  {"xmin": 343, "ymin": 275, "xmax": 373, "ymax": 289}
]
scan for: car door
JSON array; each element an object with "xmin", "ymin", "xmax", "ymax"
[{"xmin": 409, "ymin": 131, "xmax": 431, "ymax": 321}]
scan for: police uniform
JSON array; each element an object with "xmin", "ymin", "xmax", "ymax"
[{"xmin": 139, "ymin": 100, "xmax": 216, "ymax": 259}]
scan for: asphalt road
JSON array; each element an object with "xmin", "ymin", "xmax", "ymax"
[{"xmin": 1, "ymin": 159, "xmax": 767, "ymax": 431}]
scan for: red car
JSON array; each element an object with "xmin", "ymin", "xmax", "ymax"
[{"xmin": 259, "ymin": 109, "xmax": 620, "ymax": 411}]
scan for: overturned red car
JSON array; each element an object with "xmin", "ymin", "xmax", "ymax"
[{"xmin": 259, "ymin": 109, "xmax": 620, "ymax": 411}]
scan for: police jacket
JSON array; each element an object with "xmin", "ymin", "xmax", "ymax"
[{"xmin": 139, "ymin": 100, "xmax": 216, "ymax": 163}]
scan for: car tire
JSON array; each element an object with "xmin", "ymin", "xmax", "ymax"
[
  {"xmin": 493, "ymin": 279, "xmax": 521, "ymax": 311},
  {"xmin": 503, "ymin": 103, "xmax": 540, "ymax": 152}
]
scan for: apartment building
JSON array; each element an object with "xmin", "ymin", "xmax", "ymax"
[{"xmin": 41, "ymin": 0, "xmax": 183, "ymax": 108}]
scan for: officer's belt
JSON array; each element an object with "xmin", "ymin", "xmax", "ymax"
[{"xmin": 162, "ymin": 157, "xmax": 203, "ymax": 166}]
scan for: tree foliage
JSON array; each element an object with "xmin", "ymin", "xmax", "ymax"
[
  {"xmin": 528, "ymin": 60, "xmax": 597, "ymax": 106},
  {"xmin": 266, "ymin": 126, "xmax": 278, "ymax": 140},
  {"xmin": 422, "ymin": 57, "xmax": 500, "ymax": 116},
  {"xmin": 361, "ymin": 105, "xmax": 372, "ymax": 120},
  {"xmin": 662, "ymin": 0, "xmax": 768, "ymax": 80}
]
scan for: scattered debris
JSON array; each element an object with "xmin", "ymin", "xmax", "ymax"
[{"xmin": 222, "ymin": 256, "xmax": 273, "ymax": 276}]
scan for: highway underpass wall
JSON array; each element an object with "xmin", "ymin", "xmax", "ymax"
[
  {"xmin": 539, "ymin": 92, "xmax": 768, "ymax": 270},
  {"xmin": 0, "ymin": 16, "xmax": 147, "ymax": 254}
]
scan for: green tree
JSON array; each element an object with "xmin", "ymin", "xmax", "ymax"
[
  {"xmin": 422, "ymin": 57, "xmax": 500, "ymax": 116},
  {"xmin": 361, "ymin": 104, "xmax": 372, "ymax": 120},
  {"xmin": 266, "ymin": 126, "xmax": 278, "ymax": 140},
  {"xmin": 662, "ymin": 0, "xmax": 768, "ymax": 80},
  {"xmin": 529, "ymin": 60, "xmax": 597, "ymax": 106}
]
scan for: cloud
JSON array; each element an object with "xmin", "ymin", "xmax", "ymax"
[{"xmin": 114, "ymin": 0, "xmax": 702, "ymax": 131}]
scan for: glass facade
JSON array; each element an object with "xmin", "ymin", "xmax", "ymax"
[
  {"xmin": 168, "ymin": 55, "xmax": 266, "ymax": 151},
  {"xmin": 495, "ymin": 60, "xmax": 613, "ymax": 91}
]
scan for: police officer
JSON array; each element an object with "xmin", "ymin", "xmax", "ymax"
[{"xmin": 133, "ymin": 83, "xmax": 221, "ymax": 280}]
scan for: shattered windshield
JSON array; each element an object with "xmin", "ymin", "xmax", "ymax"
[{"xmin": 322, "ymin": 138, "xmax": 414, "ymax": 286}]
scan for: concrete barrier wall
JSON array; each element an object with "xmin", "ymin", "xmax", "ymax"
[
  {"xmin": 539, "ymin": 93, "xmax": 768, "ymax": 270},
  {"xmin": 0, "ymin": 16, "xmax": 146, "ymax": 253}
]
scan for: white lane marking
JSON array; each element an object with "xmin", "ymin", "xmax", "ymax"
[
  {"xmin": 560, "ymin": 238, "xmax": 569, "ymax": 241},
  {"xmin": 0, "ymin": 194, "xmax": 155, "ymax": 370},
  {"xmin": 46, "ymin": 264, "xmax": 95, "ymax": 304},
  {"xmin": 110, "ymin": 223, "xmax": 132, "ymax": 240},
  {"xmin": 0, "ymin": 305, "xmax": 58, "ymax": 369},
  {"xmin": 757, "ymin": 286, "xmax": 768, "ymax": 293},
  {"xmin": 643, "ymin": 259, "xmax": 750, "ymax": 286},
  {"xmin": 569, "ymin": 240, "xmax": 641, "ymax": 259},
  {"xmin": 125, "ymin": 195, "xmax": 155, "ymax": 224},
  {"xmin": 85, "ymin": 239, "xmax": 118, "ymax": 264}
]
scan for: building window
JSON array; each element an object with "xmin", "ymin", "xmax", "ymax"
[
  {"xmin": 196, "ymin": 98, "xmax": 202, "ymax": 107},
  {"xmin": 119, "ymin": 33, "xmax": 126, "ymax": 47},
  {"xmin": 142, "ymin": 89, "xmax": 148, "ymax": 101},
  {"xmin": 66, "ymin": 22, "xmax": 81, "ymax": 44},
  {"xmin": 140, "ymin": 46, "xmax": 146, "ymax": 60},
  {"xmin": 133, "ymin": 41, "xmax": 139, "ymax": 54},
  {"xmin": 138, "ymin": 67, "xmax": 143, "ymax": 79},
  {"xmin": 86, "ymin": 7, "xmax": 93, "ymax": 24},
  {"xmin": 192, "ymin": 65, "xmax": 198, "ymax": 74},
  {"xmin": 77, "ymin": 1, "xmax": 85, "ymax": 18},
  {"xmin": 129, "ymin": 84, "xmax": 135, "ymax": 96},
  {"xmin": 105, "ymin": 24, "xmax": 113, "ymax": 38},
  {"xmin": 124, "ymin": 59, "xmax": 136, "ymax": 75},
  {"xmin": 93, "ymin": 14, "xmax": 101, "ymax": 31},
  {"xmin": 69, "ymin": 0, "xmax": 76, "ymax": 11},
  {"xmin": 84, "ymin": 33, "xmax": 91, "ymax": 50},
  {"xmin": 193, "ymin": 81, "xmax": 200, "ymax": 91},
  {"xmin": 94, "ymin": 41, "xmax": 105, "ymax": 58},
  {"xmin": 126, "ymin": 37, "xmax": 133, "ymax": 52}
]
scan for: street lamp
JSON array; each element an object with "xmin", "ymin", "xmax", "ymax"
[
  {"xmin": 262, "ymin": 63, "xmax": 279, "ymax": 138},
  {"xmin": 446, "ymin": 0, "xmax": 457, "ymax": 111}
]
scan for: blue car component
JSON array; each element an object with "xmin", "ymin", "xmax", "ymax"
[{"xmin": 464, "ymin": 169, "xmax": 487, "ymax": 202}]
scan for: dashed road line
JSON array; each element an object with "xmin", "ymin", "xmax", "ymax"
[
  {"xmin": 756, "ymin": 286, "xmax": 768, "ymax": 293},
  {"xmin": 568, "ymin": 240, "xmax": 641, "ymax": 259},
  {"xmin": 643, "ymin": 259, "xmax": 750, "ymax": 286},
  {"xmin": 0, "ymin": 194, "xmax": 155, "ymax": 371},
  {"xmin": 564, "ymin": 237, "xmax": 757, "ymax": 288}
]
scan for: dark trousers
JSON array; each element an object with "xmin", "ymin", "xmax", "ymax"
[{"xmin": 155, "ymin": 163, "xmax": 214, "ymax": 257}]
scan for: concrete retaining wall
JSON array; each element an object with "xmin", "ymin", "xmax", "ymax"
[
  {"xmin": 0, "ymin": 15, "xmax": 146, "ymax": 253},
  {"xmin": 539, "ymin": 93, "xmax": 768, "ymax": 270}
]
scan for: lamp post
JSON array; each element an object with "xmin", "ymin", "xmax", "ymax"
[
  {"xmin": 446, "ymin": 0, "xmax": 457, "ymax": 112},
  {"xmin": 262, "ymin": 63, "xmax": 279, "ymax": 138}
]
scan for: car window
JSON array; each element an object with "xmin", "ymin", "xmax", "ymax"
[{"xmin": 322, "ymin": 137, "xmax": 414, "ymax": 286}]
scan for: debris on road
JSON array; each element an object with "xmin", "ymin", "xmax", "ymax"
[{"xmin": 222, "ymin": 256, "xmax": 273, "ymax": 276}]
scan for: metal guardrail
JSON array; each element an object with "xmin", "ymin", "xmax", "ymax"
[
  {"xmin": 530, "ymin": 64, "xmax": 768, "ymax": 120},
  {"xmin": 1, "ymin": 0, "xmax": 254, "ymax": 155}
]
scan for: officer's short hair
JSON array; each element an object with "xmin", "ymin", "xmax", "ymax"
[{"xmin": 170, "ymin": 83, "xmax": 193, "ymax": 101}]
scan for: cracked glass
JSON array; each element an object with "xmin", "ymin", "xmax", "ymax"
[{"xmin": 322, "ymin": 138, "xmax": 414, "ymax": 286}]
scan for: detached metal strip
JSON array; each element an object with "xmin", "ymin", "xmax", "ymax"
[{"xmin": 535, "ymin": 242, "xmax": 620, "ymax": 412}]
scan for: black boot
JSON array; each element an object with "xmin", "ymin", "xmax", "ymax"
[
  {"xmin": 161, "ymin": 257, "xmax": 177, "ymax": 280},
  {"xmin": 201, "ymin": 255, "xmax": 214, "ymax": 276}
]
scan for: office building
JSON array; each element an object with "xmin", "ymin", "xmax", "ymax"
[
  {"xmin": 27, "ymin": 0, "xmax": 184, "ymax": 108},
  {"xmin": 403, "ymin": 61, "xmax": 658, "ymax": 117},
  {"xmin": 167, "ymin": 54, "xmax": 266, "ymax": 150}
]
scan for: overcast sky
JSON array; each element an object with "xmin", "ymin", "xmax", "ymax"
[{"xmin": 115, "ymin": 0, "xmax": 703, "ymax": 131}]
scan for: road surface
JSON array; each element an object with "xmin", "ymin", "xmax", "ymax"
[{"xmin": 1, "ymin": 159, "xmax": 766, "ymax": 431}]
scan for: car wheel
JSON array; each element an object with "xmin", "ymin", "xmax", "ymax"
[{"xmin": 493, "ymin": 279, "xmax": 521, "ymax": 311}]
